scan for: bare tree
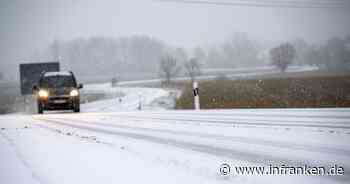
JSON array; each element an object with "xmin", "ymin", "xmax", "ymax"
[
  {"xmin": 270, "ymin": 43, "xmax": 296, "ymax": 72},
  {"xmin": 222, "ymin": 32, "xmax": 261, "ymax": 67},
  {"xmin": 292, "ymin": 38, "xmax": 310, "ymax": 66},
  {"xmin": 184, "ymin": 57, "xmax": 202, "ymax": 83},
  {"xmin": 159, "ymin": 54, "xmax": 181, "ymax": 85},
  {"xmin": 193, "ymin": 47, "xmax": 206, "ymax": 62},
  {"xmin": 173, "ymin": 47, "xmax": 188, "ymax": 66},
  {"xmin": 207, "ymin": 46, "xmax": 226, "ymax": 68},
  {"xmin": 322, "ymin": 37, "xmax": 350, "ymax": 71}
]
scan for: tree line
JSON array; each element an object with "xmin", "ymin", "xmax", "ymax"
[
  {"xmin": 291, "ymin": 37, "xmax": 350, "ymax": 71},
  {"xmin": 160, "ymin": 35, "xmax": 350, "ymax": 84},
  {"xmin": 31, "ymin": 33, "xmax": 350, "ymax": 84}
]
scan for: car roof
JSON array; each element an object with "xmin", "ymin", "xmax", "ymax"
[{"xmin": 43, "ymin": 71, "xmax": 72, "ymax": 77}]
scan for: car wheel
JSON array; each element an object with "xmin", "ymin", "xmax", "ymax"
[
  {"xmin": 73, "ymin": 103, "xmax": 80, "ymax": 113},
  {"xmin": 38, "ymin": 102, "xmax": 43, "ymax": 114}
]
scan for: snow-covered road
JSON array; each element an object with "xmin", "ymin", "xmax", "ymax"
[{"xmin": 1, "ymin": 108, "xmax": 349, "ymax": 184}]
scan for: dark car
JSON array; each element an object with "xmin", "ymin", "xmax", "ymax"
[{"xmin": 33, "ymin": 71, "xmax": 83, "ymax": 114}]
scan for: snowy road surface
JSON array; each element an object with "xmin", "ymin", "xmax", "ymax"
[{"xmin": 1, "ymin": 108, "xmax": 350, "ymax": 184}]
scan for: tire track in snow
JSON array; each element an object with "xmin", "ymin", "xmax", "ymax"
[
  {"xmin": 108, "ymin": 115, "xmax": 350, "ymax": 129},
  {"xmin": 141, "ymin": 111, "xmax": 350, "ymax": 119},
  {"xmin": 0, "ymin": 131, "xmax": 46, "ymax": 184},
  {"xmin": 53, "ymin": 117, "xmax": 350, "ymax": 157},
  {"xmin": 34, "ymin": 117, "xmax": 350, "ymax": 183}
]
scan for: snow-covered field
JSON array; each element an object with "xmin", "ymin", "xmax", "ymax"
[
  {"xmin": 111, "ymin": 65, "xmax": 318, "ymax": 86},
  {"xmin": 1, "ymin": 83, "xmax": 349, "ymax": 184},
  {"xmin": 81, "ymin": 83, "xmax": 176, "ymax": 112}
]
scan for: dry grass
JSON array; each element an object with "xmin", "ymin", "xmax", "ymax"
[{"xmin": 176, "ymin": 75, "xmax": 350, "ymax": 109}]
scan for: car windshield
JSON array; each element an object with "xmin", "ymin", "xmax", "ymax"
[{"xmin": 40, "ymin": 75, "xmax": 76, "ymax": 88}]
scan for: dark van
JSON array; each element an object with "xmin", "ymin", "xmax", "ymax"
[{"xmin": 33, "ymin": 71, "xmax": 83, "ymax": 114}]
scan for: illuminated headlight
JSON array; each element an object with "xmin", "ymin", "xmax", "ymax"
[
  {"xmin": 70, "ymin": 89, "xmax": 79, "ymax": 97},
  {"xmin": 38, "ymin": 90, "xmax": 49, "ymax": 98}
]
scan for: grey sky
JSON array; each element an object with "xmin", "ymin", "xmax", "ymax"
[{"xmin": 1, "ymin": 0, "xmax": 350, "ymax": 75}]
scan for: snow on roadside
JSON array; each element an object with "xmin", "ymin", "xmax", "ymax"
[
  {"xmin": 0, "ymin": 115, "xmax": 216, "ymax": 184},
  {"xmin": 81, "ymin": 83, "xmax": 174, "ymax": 112},
  {"xmin": 0, "ymin": 114, "xmax": 331, "ymax": 184},
  {"xmin": 1, "ymin": 108, "xmax": 349, "ymax": 184},
  {"xmin": 0, "ymin": 132, "xmax": 40, "ymax": 184},
  {"xmin": 39, "ymin": 112, "xmax": 350, "ymax": 183}
]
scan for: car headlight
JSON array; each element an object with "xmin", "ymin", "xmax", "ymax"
[
  {"xmin": 70, "ymin": 89, "xmax": 79, "ymax": 97},
  {"xmin": 38, "ymin": 90, "xmax": 49, "ymax": 98}
]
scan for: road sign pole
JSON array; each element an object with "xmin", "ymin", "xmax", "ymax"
[
  {"xmin": 193, "ymin": 81, "xmax": 200, "ymax": 110},
  {"xmin": 23, "ymin": 95, "xmax": 26, "ymax": 112}
]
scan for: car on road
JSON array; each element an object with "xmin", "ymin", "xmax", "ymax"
[{"xmin": 33, "ymin": 71, "xmax": 83, "ymax": 114}]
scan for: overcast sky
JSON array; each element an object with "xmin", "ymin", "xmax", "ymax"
[{"xmin": 1, "ymin": 0, "xmax": 350, "ymax": 75}]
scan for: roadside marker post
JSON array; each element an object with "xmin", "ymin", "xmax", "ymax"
[
  {"xmin": 138, "ymin": 93, "xmax": 142, "ymax": 110},
  {"xmin": 193, "ymin": 81, "xmax": 200, "ymax": 110}
]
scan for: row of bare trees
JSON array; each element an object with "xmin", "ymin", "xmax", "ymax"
[
  {"xmin": 32, "ymin": 36, "xmax": 166, "ymax": 80},
  {"xmin": 271, "ymin": 37, "xmax": 350, "ymax": 72},
  {"xmin": 205, "ymin": 33, "xmax": 262, "ymax": 68},
  {"xmin": 159, "ymin": 54, "xmax": 202, "ymax": 86},
  {"xmin": 32, "ymin": 33, "xmax": 349, "ymax": 84},
  {"xmin": 301, "ymin": 37, "xmax": 350, "ymax": 71}
]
